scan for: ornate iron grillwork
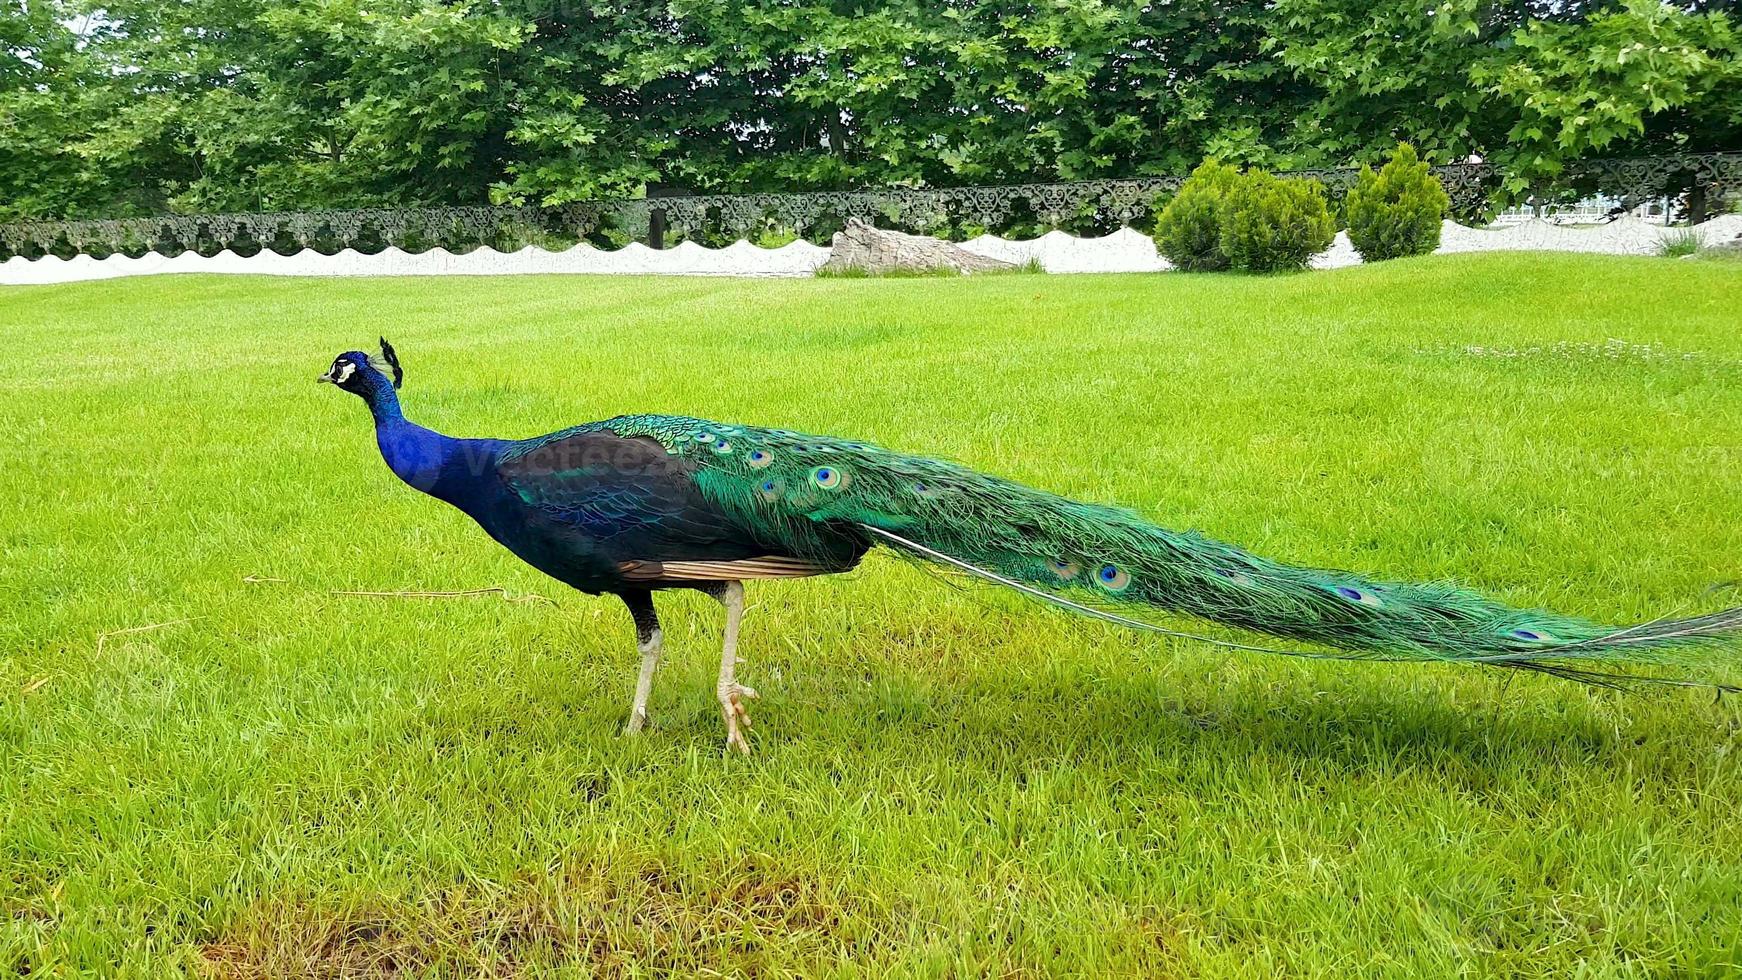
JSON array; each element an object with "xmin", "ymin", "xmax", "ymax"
[{"xmin": 3, "ymin": 152, "xmax": 1737, "ymax": 259}]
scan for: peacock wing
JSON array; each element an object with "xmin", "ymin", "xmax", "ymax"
[
  {"xmin": 584, "ymin": 415, "xmax": 963, "ymax": 562},
  {"xmin": 496, "ymin": 428, "xmax": 780, "ymax": 565}
]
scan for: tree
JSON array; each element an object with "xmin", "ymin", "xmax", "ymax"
[
  {"xmin": 1, "ymin": 0, "xmax": 1738, "ymax": 219},
  {"xmin": 1477, "ymin": 0, "xmax": 1742, "ymax": 193}
]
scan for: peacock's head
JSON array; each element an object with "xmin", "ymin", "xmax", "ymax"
[{"xmin": 318, "ymin": 338, "xmax": 403, "ymax": 396}]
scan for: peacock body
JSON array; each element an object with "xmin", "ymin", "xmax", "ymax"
[{"xmin": 322, "ymin": 341, "xmax": 1741, "ymax": 751}]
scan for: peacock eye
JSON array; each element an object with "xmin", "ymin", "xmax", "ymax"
[
  {"xmin": 747, "ymin": 449, "xmax": 774, "ymax": 469},
  {"xmin": 1332, "ymin": 584, "xmax": 1384, "ymax": 607},
  {"xmin": 1097, "ymin": 565, "xmax": 1131, "ymax": 591},
  {"xmin": 809, "ymin": 465, "xmax": 848, "ymax": 490}
]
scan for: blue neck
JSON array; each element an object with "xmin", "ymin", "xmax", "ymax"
[
  {"xmin": 364, "ymin": 381, "xmax": 405, "ymax": 424},
  {"xmin": 364, "ymin": 385, "xmax": 500, "ymax": 507}
]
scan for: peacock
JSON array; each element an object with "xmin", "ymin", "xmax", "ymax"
[{"xmin": 321, "ymin": 340, "xmax": 1741, "ymax": 752}]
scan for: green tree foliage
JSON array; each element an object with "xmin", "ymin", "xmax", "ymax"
[
  {"xmin": 0, "ymin": 1, "xmax": 139, "ymax": 217},
  {"xmin": 1344, "ymin": 143, "xmax": 1450, "ymax": 262},
  {"xmin": 1219, "ymin": 171, "xmax": 1335, "ymax": 273},
  {"xmin": 1154, "ymin": 160, "xmax": 1241, "ymax": 271},
  {"xmin": 1474, "ymin": 0, "xmax": 1742, "ymax": 193},
  {"xmin": 1264, "ymin": 0, "xmax": 1740, "ymax": 183},
  {"xmin": 1263, "ymin": 0, "xmax": 1511, "ymax": 167},
  {"xmin": 1, "ymin": 0, "xmax": 1739, "ymax": 219}
]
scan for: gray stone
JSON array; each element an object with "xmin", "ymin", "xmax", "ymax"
[
  {"xmin": 1680, "ymin": 235, "xmax": 1742, "ymax": 259},
  {"xmin": 821, "ymin": 219, "xmax": 1016, "ymax": 275}
]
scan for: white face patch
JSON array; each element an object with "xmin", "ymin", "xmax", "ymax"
[{"xmin": 332, "ymin": 361, "xmax": 357, "ymax": 384}]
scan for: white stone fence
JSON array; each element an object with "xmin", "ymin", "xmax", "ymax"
[{"xmin": 2, "ymin": 215, "xmax": 1738, "ymax": 286}]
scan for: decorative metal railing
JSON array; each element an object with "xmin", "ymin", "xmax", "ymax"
[{"xmin": 2, "ymin": 152, "xmax": 1737, "ymax": 259}]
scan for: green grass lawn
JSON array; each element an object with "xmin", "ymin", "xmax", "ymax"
[{"xmin": 3, "ymin": 254, "xmax": 1741, "ymax": 977}]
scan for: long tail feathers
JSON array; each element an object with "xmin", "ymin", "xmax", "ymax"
[
  {"xmin": 856, "ymin": 523, "xmax": 1742, "ymax": 692},
  {"xmin": 633, "ymin": 415, "xmax": 1742, "ymax": 692}
]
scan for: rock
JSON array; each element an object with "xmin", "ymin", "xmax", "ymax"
[
  {"xmin": 821, "ymin": 219, "xmax": 1016, "ymax": 275},
  {"xmin": 1706, "ymin": 235, "xmax": 1742, "ymax": 254},
  {"xmin": 1680, "ymin": 235, "xmax": 1742, "ymax": 259}
]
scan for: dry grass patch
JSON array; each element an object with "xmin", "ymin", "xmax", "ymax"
[{"xmin": 200, "ymin": 858, "xmax": 886, "ymax": 978}]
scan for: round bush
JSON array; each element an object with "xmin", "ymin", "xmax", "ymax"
[
  {"xmin": 1154, "ymin": 159, "xmax": 1240, "ymax": 271},
  {"xmin": 1218, "ymin": 171, "xmax": 1335, "ymax": 273},
  {"xmin": 1345, "ymin": 143, "xmax": 1450, "ymax": 262}
]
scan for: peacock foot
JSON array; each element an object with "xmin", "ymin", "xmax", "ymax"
[{"xmin": 717, "ymin": 683, "xmax": 759, "ymax": 754}]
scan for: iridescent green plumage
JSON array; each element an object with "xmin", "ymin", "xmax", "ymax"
[{"xmin": 506, "ymin": 413, "xmax": 1742, "ymax": 688}]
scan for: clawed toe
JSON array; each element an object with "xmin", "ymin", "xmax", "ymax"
[{"xmin": 719, "ymin": 683, "xmax": 758, "ymax": 753}]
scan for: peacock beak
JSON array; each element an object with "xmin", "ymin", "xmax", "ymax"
[{"xmin": 316, "ymin": 373, "xmax": 334, "ymax": 384}]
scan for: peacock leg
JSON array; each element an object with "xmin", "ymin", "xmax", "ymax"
[
  {"xmin": 712, "ymin": 580, "xmax": 758, "ymax": 754},
  {"xmin": 620, "ymin": 590, "xmax": 662, "ymax": 735}
]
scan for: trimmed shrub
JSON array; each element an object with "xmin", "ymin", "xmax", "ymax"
[
  {"xmin": 1154, "ymin": 159, "xmax": 1240, "ymax": 271},
  {"xmin": 1218, "ymin": 171, "xmax": 1336, "ymax": 273},
  {"xmin": 1345, "ymin": 143, "xmax": 1450, "ymax": 262}
]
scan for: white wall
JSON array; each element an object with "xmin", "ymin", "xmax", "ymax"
[{"xmin": 4, "ymin": 215, "xmax": 1737, "ymax": 286}]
